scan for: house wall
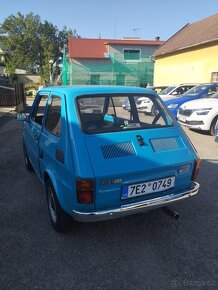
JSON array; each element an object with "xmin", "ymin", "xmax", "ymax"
[{"xmin": 153, "ymin": 44, "xmax": 218, "ymax": 85}]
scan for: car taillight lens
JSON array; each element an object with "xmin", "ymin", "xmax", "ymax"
[
  {"xmin": 76, "ymin": 179, "xmax": 94, "ymax": 204},
  {"xmin": 192, "ymin": 158, "xmax": 201, "ymax": 180}
]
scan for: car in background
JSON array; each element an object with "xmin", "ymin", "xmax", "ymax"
[
  {"xmin": 166, "ymin": 83, "xmax": 218, "ymax": 117},
  {"xmin": 17, "ymin": 85, "xmax": 200, "ymax": 232},
  {"xmin": 136, "ymin": 84, "xmax": 197, "ymax": 115},
  {"xmin": 159, "ymin": 84, "xmax": 198, "ymax": 100},
  {"xmin": 122, "ymin": 86, "xmax": 168, "ymax": 112},
  {"xmin": 177, "ymin": 93, "xmax": 218, "ymax": 135},
  {"xmin": 122, "ymin": 96, "xmax": 141, "ymax": 111},
  {"xmin": 147, "ymin": 85, "xmax": 168, "ymax": 94}
]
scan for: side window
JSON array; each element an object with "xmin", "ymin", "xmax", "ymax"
[
  {"xmin": 172, "ymin": 87, "xmax": 184, "ymax": 95},
  {"xmin": 211, "ymin": 72, "xmax": 218, "ymax": 83},
  {"xmin": 31, "ymin": 94, "xmax": 48, "ymax": 126},
  {"xmin": 207, "ymin": 86, "xmax": 218, "ymax": 96},
  {"xmin": 44, "ymin": 96, "xmax": 62, "ymax": 137}
]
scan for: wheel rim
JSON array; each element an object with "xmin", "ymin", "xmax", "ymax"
[{"xmin": 48, "ymin": 187, "xmax": 57, "ymax": 223}]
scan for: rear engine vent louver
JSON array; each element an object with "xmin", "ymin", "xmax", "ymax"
[
  {"xmin": 101, "ymin": 142, "xmax": 136, "ymax": 159},
  {"xmin": 151, "ymin": 138, "xmax": 179, "ymax": 152}
]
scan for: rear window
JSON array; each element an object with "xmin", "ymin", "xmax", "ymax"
[{"xmin": 77, "ymin": 94, "xmax": 173, "ymax": 134}]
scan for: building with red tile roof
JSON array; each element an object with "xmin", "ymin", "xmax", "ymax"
[{"xmin": 65, "ymin": 37, "xmax": 164, "ymax": 86}]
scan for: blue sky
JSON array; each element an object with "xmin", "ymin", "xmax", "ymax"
[{"xmin": 0, "ymin": 0, "xmax": 218, "ymax": 41}]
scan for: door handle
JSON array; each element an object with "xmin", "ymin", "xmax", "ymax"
[
  {"xmin": 34, "ymin": 134, "xmax": 39, "ymax": 141},
  {"xmin": 136, "ymin": 135, "xmax": 145, "ymax": 146}
]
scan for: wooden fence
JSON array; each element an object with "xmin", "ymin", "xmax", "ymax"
[{"xmin": 0, "ymin": 83, "xmax": 25, "ymax": 106}]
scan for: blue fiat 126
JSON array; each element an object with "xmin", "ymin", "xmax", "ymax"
[{"xmin": 18, "ymin": 86, "xmax": 200, "ymax": 231}]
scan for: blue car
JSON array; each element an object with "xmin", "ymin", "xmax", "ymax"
[
  {"xmin": 165, "ymin": 83, "xmax": 218, "ymax": 117},
  {"xmin": 17, "ymin": 86, "xmax": 200, "ymax": 232}
]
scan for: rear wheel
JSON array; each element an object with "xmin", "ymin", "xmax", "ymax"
[
  {"xmin": 210, "ymin": 116, "xmax": 218, "ymax": 136},
  {"xmin": 46, "ymin": 179, "xmax": 72, "ymax": 232}
]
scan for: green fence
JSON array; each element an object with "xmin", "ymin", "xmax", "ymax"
[{"xmin": 62, "ymin": 53, "xmax": 154, "ymax": 87}]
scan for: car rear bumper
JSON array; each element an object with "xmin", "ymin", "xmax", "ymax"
[{"xmin": 72, "ymin": 182, "xmax": 200, "ymax": 222}]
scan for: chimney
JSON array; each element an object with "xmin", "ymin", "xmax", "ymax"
[{"xmin": 155, "ymin": 36, "xmax": 160, "ymax": 41}]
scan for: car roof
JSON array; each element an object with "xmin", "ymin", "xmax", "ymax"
[{"xmin": 38, "ymin": 85, "xmax": 157, "ymax": 98}]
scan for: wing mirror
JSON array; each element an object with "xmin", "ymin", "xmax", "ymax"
[{"xmin": 16, "ymin": 113, "xmax": 28, "ymax": 121}]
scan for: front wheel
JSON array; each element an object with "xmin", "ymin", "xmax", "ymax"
[
  {"xmin": 46, "ymin": 179, "xmax": 72, "ymax": 232},
  {"xmin": 210, "ymin": 116, "xmax": 218, "ymax": 136}
]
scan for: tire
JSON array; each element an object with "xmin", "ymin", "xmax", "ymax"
[
  {"xmin": 210, "ymin": 116, "xmax": 218, "ymax": 136},
  {"xmin": 151, "ymin": 105, "xmax": 159, "ymax": 116},
  {"xmin": 23, "ymin": 144, "xmax": 34, "ymax": 171},
  {"xmin": 46, "ymin": 179, "xmax": 72, "ymax": 232}
]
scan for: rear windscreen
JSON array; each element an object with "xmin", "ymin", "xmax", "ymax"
[{"xmin": 77, "ymin": 94, "xmax": 173, "ymax": 134}]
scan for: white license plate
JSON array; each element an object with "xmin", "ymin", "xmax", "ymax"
[
  {"xmin": 121, "ymin": 176, "xmax": 175, "ymax": 199},
  {"xmin": 178, "ymin": 115, "xmax": 186, "ymax": 122}
]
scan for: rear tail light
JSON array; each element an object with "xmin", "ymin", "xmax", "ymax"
[
  {"xmin": 76, "ymin": 179, "xmax": 94, "ymax": 204},
  {"xmin": 192, "ymin": 158, "xmax": 201, "ymax": 181}
]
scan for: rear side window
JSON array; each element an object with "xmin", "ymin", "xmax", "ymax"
[{"xmin": 44, "ymin": 96, "xmax": 61, "ymax": 137}]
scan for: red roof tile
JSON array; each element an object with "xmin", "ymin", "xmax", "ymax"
[
  {"xmin": 68, "ymin": 38, "xmax": 108, "ymax": 59},
  {"xmin": 68, "ymin": 38, "xmax": 164, "ymax": 59}
]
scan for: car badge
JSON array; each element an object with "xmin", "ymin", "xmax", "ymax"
[{"xmin": 101, "ymin": 178, "xmax": 122, "ymax": 185}]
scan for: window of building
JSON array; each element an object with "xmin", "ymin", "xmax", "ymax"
[
  {"xmin": 90, "ymin": 74, "xmax": 100, "ymax": 85},
  {"xmin": 44, "ymin": 96, "xmax": 62, "ymax": 137},
  {"xmin": 211, "ymin": 72, "xmax": 218, "ymax": 83},
  {"xmin": 123, "ymin": 49, "xmax": 141, "ymax": 61},
  {"xmin": 116, "ymin": 74, "xmax": 125, "ymax": 85}
]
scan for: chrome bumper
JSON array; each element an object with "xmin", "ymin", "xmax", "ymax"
[{"xmin": 72, "ymin": 182, "xmax": 200, "ymax": 222}]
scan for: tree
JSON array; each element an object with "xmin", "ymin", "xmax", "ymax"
[{"xmin": 0, "ymin": 12, "xmax": 80, "ymax": 83}]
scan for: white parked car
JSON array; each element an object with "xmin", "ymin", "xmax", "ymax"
[
  {"xmin": 136, "ymin": 84, "xmax": 198, "ymax": 115},
  {"xmin": 159, "ymin": 84, "xmax": 198, "ymax": 99},
  {"xmin": 177, "ymin": 93, "xmax": 218, "ymax": 135}
]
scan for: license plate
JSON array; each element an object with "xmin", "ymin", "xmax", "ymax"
[
  {"xmin": 121, "ymin": 176, "xmax": 175, "ymax": 199},
  {"xmin": 178, "ymin": 115, "xmax": 186, "ymax": 123}
]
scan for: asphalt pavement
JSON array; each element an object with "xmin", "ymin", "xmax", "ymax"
[{"xmin": 0, "ymin": 109, "xmax": 218, "ymax": 290}]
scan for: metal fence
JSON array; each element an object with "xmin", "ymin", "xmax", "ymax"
[{"xmin": 0, "ymin": 83, "xmax": 25, "ymax": 106}]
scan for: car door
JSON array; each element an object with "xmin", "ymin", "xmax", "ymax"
[
  {"xmin": 24, "ymin": 93, "xmax": 49, "ymax": 176},
  {"xmin": 39, "ymin": 93, "xmax": 70, "ymax": 192}
]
